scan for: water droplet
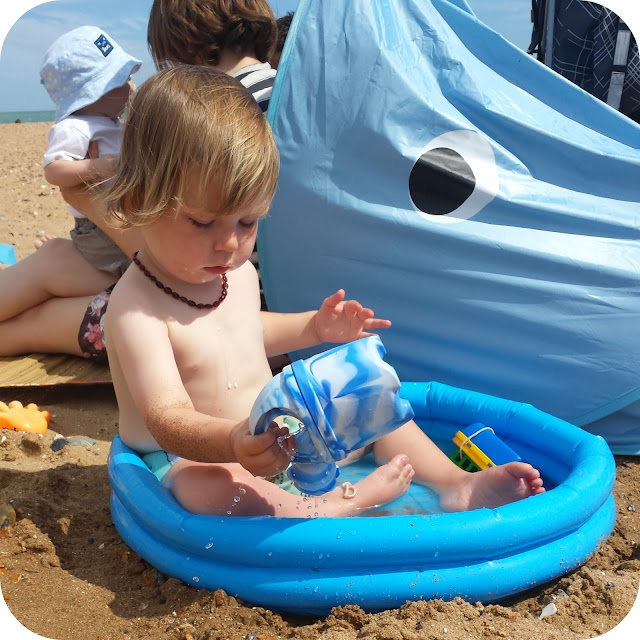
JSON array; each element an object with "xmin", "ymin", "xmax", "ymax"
[
  {"xmin": 233, "ymin": 381, "xmax": 238, "ymax": 388},
  {"xmin": 238, "ymin": 487, "xmax": 246, "ymax": 495},
  {"xmin": 205, "ymin": 542, "xmax": 213, "ymax": 549},
  {"xmin": 192, "ymin": 576, "xmax": 200, "ymax": 583},
  {"xmin": 276, "ymin": 503, "xmax": 282, "ymax": 509},
  {"xmin": 226, "ymin": 510, "xmax": 232, "ymax": 515},
  {"xmin": 227, "ymin": 382, "xmax": 232, "ymax": 389},
  {"xmin": 267, "ymin": 551, "xmax": 273, "ymax": 557},
  {"xmin": 233, "ymin": 496, "xmax": 240, "ymax": 503}
]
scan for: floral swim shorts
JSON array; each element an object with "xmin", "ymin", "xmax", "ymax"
[{"xmin": 78, "ymin": 285, "xmax": 114, "ymax": 362}]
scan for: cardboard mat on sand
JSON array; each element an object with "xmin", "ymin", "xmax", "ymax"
[{"xmin": 0, "ymin": 353, "xmax": 111, "ymax": 387}]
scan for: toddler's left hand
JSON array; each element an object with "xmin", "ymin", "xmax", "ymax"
[{"xmin": 314, "ymin": 289, "xmax": 391, "ymax": 344}]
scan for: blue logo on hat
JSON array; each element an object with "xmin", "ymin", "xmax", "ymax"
[{"xmin": 94, "ymin": 34, "xmax": 113, "ymax": 57}]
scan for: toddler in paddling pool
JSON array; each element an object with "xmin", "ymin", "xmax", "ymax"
[{"xmin": 103, "ymin": 65, "xmax": 545, "ymax": 518}]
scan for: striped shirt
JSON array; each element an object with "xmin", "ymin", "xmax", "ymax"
[{"xmin": 233, "ymin": 62, "xmax": 276, "ymax": 113}]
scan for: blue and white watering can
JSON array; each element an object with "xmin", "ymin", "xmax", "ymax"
[{"xmin": 249, "ymin": 336, "xmax": 414, "ymax": 494}]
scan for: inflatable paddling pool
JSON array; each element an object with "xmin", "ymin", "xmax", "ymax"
[{"xmin": 108, "ymin": 381, "xmax": 615, "ymax": 615}]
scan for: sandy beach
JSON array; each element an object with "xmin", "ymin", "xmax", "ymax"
[{"xmin": 0, "ymin": 121, "xmax": 639, "ymax": 640}]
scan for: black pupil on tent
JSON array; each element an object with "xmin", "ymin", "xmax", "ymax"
[{"xmin": 409, "ymin": 147, "xmax": 476, "ymax": 215}]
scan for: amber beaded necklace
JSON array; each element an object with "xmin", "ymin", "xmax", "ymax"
[{"xmin": 132, "ymin": 251, "xmax": 228, "ymax": 309}]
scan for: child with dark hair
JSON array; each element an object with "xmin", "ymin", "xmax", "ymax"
[
  {"xmin": 147, "ymin": 0, "xmax": 277, "ymax": 112},
  {"xmin": 270, "ymin": 11, "xmax": 294, "ymax": 69}
]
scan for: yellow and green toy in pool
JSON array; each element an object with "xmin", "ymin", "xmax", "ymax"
[{"xmin": 450, "ymin": 423, "xmax": 522, "ymax": 472}]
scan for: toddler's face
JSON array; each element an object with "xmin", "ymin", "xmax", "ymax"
[
  {"xmin": 142, "ymin": 173, "xmax": 268, "ymax": 285},
  {"xmin": 89, "ymin": 79, "xmax": 135, "ymax": 119}
]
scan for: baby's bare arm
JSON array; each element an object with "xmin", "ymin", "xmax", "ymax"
[
  {"xmin": 145, "ymin": 405, "xmax": 290, "ymax": 476},
  {"xmin": 261, "ymin": 290, "xmax": 391, "ymax": 356},
  {"xmin": 261, "ymin": 309, "xmax": 318, "ymax": 356},
  {"xmin": 44, "ymin": 157, "xmax": 116, "ymax": 188}
]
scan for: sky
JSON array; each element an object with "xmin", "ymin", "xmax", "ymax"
[{"xmin": 0, "ymin": 0, "xmax": 534, "ymax": 113}]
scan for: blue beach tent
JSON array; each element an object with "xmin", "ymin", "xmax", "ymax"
[{"xmin": 260, "ymin": 0, "xmax": 640, "ymax": 454}]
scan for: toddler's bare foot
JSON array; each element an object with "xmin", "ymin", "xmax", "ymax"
[
  {"xmin": 34, "ymin": 234, "xmax": 56, "ymax": 250},
  {"xmin": 336, "ymin": 454, "xmax": 414, "ymax": 516},
  {"xmin": 0, "ymin": 263, "xmax": 9, "ymax": 271},
  {"xmin": 439, "ymin": 462, "xmax": 545, "ymax": 512}
]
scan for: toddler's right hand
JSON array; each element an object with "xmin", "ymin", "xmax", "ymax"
[
  {"xmin": 86, "ymin": 140, "xmax": 118, "ymax": 180},
  {"xmin": 230, "ymin": 420, "xmax": 293, "ymax": 478},
  {"xmin": 90, "ymin": 155, "xmax": 118, "ymax": 179}
]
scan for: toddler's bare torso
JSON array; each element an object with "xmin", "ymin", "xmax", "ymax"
[{"xmin": 107, "ymin": 261, "xmax": 274, "ymax": 452}]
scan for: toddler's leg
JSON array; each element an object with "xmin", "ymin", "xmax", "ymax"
[
  {"xmin": 438, "ymin": 461, "xmax": 545, "ymax": 512},
  {"xmin": 0, "ymin": 295, "xmax": 93, "ymax": 357},
  {"xmin": 372, "ymin": 420, "xmax": 544, "ymax": 512},
  {"xmin": 0, "ymin": 237, "xmax": 115, "ymax": 322},
  {"xmin": 165, "ymin": 455, "xmax": 414, "ymax": 518}
]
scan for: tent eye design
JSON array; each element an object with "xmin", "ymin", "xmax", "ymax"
[{"xmin": 409, "ymin": 130, "xmax": 499, "ymax": 223}]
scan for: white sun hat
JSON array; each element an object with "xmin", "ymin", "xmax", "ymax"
[{"xmin": 40, "ymin": 25, "xmax": 142, "ymax": 122}]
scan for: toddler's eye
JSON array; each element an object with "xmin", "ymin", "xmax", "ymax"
[
  {"xmin": 239, "ymin": 219, "xmax": 258, "ymax": 229},
  {"xmin": 189, "ymin": 218, "xmax": 212, "ymax": 229}
]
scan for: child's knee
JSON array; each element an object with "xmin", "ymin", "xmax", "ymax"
[
  {"xmin": 38, "ymin": 236, "xmax": 73, "ymax": 258},
  {"xmin": 169, "ymin": 463, "xmax": 237, "ymax": 514}
]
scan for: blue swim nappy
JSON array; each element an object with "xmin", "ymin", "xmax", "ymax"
[{"xmin": 142, "ymin": 450, "xmax": 180, "ymax": 483}]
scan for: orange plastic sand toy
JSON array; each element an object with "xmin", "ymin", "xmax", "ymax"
[{"xmin": 0, "ymin": 400, "xmax": 51, "ymax": 434}]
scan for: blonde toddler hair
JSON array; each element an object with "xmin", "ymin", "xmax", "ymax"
[{"xmin": 103, "ymin": 65, "xmax": 279, "ymax": 227}]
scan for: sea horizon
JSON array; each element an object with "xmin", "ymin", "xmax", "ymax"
[{"xmin": 0, "ymin": 110, "xmax": 55, "ymax": 124}]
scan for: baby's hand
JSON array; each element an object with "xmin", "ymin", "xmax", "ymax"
[
  {"xmin": 314, "ymin": 289, "xmax": 391, "ymax": 344},
  {"xmin": 230, "ymin": 420, "xmax": 293, "ymax": 477},
  {"xmin": 88, "ymin": 155, "xmax": 118, "ymax": 180},
  {"xmin": 85, "ymin": 140, "xmax": 117, "ymax": 181}
]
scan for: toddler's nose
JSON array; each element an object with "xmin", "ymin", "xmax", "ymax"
[{"xmin": 214, "ymin": 230, "xmax": 239, "ymax": 252}]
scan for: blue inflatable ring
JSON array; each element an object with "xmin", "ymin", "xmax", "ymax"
[{"xmin": 108, "ymin": 381, "xmax": 616, "ymax": 615}]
